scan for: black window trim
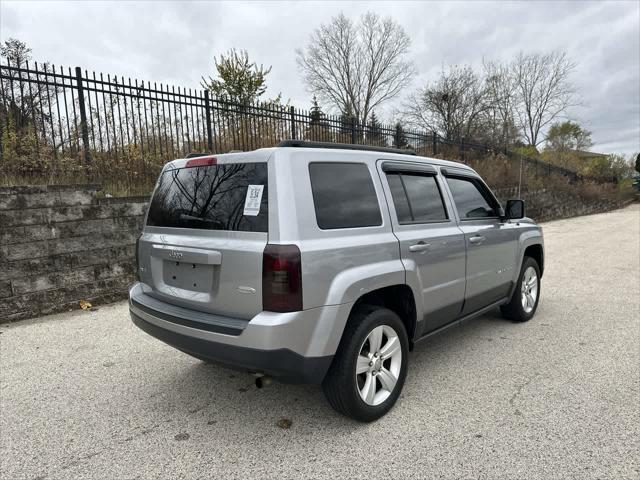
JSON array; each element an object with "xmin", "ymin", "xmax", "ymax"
[
  {"xmin": 381, "ymin": 161, "xmax": 437, "ymax": 175},
  {"xmin": 385, "ymin": 170, "xmax": 451, "ymax": 226},
  {"xmin": 308, "ymin": 161, "xmax": 384, "ymax": 231},
  {"xmin": 444, "ymin": 173, "xmax": 502, "ymax": 221}
]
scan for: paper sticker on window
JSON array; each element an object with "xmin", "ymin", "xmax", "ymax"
[{"xmin": 243, "ymin": 185, "xmax": 264, "ymax": 216}]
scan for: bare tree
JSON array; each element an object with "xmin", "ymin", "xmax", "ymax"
[
  {"xmin": 483, "ymin": 59, "xmax": 520, "ymax": 149},
  {"xmin": 296, "ymin": 12, "xmax": 415, "ymax": 125},
  {"xmin": 1, "ymin": 38, "xmax": 34, "ymax": 127},
  {"xmin": 512, "ymin": 51, "xmax": 577, "ymax": 146},
  {"xmin": 403, "ymin": 65, "xmax": 488, "ymax": 141},
  {"xmin": 1, "ymin": 38, "xmax": 58, "ymax": 139}
]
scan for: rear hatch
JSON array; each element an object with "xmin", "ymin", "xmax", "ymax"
[{"xmin": 138, "ymin": 154, "xmax": 270, "ymax": 319}]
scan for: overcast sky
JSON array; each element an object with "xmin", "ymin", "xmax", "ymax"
[{"xmin": 1, "ymin": 0, "xmax": 639, "ymax": 154}]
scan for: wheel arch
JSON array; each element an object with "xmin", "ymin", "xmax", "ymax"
[
  {"xmin": 347, "ymin": 285, "xmax": 418, "ymax": 350},
  {"xmin": 507, "ymin": 239, "xmax": 544, "ymax": 300},
  {"xmin": 523, "ymin": 243, "xmax": 544, "ymax": 277}
]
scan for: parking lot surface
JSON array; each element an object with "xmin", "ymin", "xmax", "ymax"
[{"xmin": 1, "ymin": 204, "xmax": 639, "ymax": 479}]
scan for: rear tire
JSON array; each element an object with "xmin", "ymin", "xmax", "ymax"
[
  {"xmin": 322, "ymin": 305, "xmax": 409, "ymax": 422},
  {"xmin": 500, "ymin": 256, "xmax": 541, "ymax": 322}
]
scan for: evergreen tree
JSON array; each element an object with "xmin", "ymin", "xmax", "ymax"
[
  {"xmin": 393, "ymin": 122, "xmax": 409, "ymax": 148},
  {"xmin": 338, "ymin": 105, "xmax": 356, "ymax": 142},
  {"xmin": 306, "ymin": 95, "xmax": 330, "ymax": 141},
  {"xmin": 367, "ymin": 111, "xmax": 386, "ymax": 146},
  {"xmin": 201, "ymin": 49, "xmax": 272, "ymax": 105},
  {"xmin": 339, "ymin": 105, "xmax": 355, "ymax": 132},
  {"xmin": 309, "ymin": 95, "xmax": 325, "ymax": 125}
]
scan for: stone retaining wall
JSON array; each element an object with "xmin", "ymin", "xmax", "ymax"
[
  {"xmin": 0, "ymin": 185, "xmax": 148, "ymax": 322},
  {"xmin": 493, "ymin": 186, "xmax": 634, "ymax": 222}
]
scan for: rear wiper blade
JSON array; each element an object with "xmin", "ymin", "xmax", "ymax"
[{"xmin": 179, "ymin": 213, "xmax": 206, "ymax": 222}]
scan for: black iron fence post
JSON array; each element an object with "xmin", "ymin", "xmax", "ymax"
[
  {"xmin": 432, "ymin": 131, "xmax": 437, "ymax": 155},
  {"xmin": 351, "ymin": 117, "xmax": 356, "ymax": 144},
  {"xmin": 75, "ymin": 67, "xmax": 92, "ymax": 166},
  {"xmin": 204, "ymin": 90, "xmax": 213, "ymax": 152},
  {"xmin": 290, "ymin": 106, "xmax": 297, "ymax": 140},
  {"xmin": 460, "ymin": 137, "xmax": 465, "ymax": 163}
]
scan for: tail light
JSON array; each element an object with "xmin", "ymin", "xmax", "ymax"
[{"xmin": 262, "ymin": 244, "xmax": 302, "ymax": 312}]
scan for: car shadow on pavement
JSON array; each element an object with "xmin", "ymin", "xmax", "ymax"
[
  {"xmin": 411, "ymin": 307, "xmax": 508, "ymax": 357},
  {"xmin": 141, "ymin": 307, "xmax": 518, "ymax": 430}
]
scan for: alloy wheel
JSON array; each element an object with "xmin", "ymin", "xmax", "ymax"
[
  {"xmin": 355, "ymin": 325, "xmax": 403, "ymax": 406},
  {"xmin": 521, "ymin": 266, "xmax": 539, "ymax": 314}
]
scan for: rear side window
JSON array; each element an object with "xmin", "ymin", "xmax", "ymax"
[
  {"xmin": 446, "ymin": 176, "xmax": 497, "ymax": 219},
  {"xmin": 309, "ymin": 162, "xmax": 382, "ymax": 229},
  {"xmin": 386, "ymin": 174, "xmax": 412, "ymax": 223},
  {"xmin": 146, "ymin": 162, "xmax": 268, "ymax": 232},
  {"xmin": 386, "ymin": 173, "xmax": 448, "ymax": 223}
]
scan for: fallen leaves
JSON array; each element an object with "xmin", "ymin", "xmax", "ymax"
[
  {"xmin": 276, "ymin": 418, "xmax": 292, "ymax": 429},
  {"xmin": 79, "ymin": 300, "xmax": 92, "ymax": 310}
]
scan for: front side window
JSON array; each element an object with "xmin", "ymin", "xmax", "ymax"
[
  {"xmin": 386, "ymin": 173, "xmax": 448, "ymax": 223},
  {"xmin": 446, "ymin": 176, "xmax": 497, "ymax": 219},
  {"xmin": 146, "ymin": 162, "xmax": 268, "ymax": 232},
  {"xmin": 309, "ymin": 162, "xmax": 382, "ymax": 229}
]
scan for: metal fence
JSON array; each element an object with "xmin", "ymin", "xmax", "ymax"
[{"xmin": 0, "ymin": 60, "xmax": 615, "ymax": 195}]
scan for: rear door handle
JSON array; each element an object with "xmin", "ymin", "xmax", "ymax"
[
  {"xmin": 409, "ymin": 242, "xmax": 431, "ymax": 253},
  {"xmin": 469, "ymin": 235, "xmax": 486, "ymax": 245}
]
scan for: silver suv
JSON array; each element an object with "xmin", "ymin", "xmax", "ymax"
[{"xmin": 130, "ymin": 140, "xmax": 544, "ymax": 421}]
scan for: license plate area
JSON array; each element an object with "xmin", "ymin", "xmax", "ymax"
[{"xmin": 162, "ymin": 260, "xmax": 214, "ymax": 293}]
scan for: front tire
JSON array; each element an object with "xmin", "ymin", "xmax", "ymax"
[
  {"xmin": 322, "ymin": 305, "xmax": 409, "ymax": 422},
  {"xmin": 500, "ymin": 256, "xmax": 541, "ymax": 322}
]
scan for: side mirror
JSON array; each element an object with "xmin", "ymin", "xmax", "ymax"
[{"xmin": 505, "ymin": 199, "xmax": 525, "ymax": 220}]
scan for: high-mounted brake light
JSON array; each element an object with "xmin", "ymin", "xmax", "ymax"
[
  {"xmin": 262, "ymin": 244, "xmax": 303, "ymax": 312},
  {"xmin": 185, "ymin": 156, "xmax": 217, "ymax": 168}
]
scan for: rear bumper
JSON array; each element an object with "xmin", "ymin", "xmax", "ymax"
[
  {"xmin": 129, "ymin": 283, "xmax": 352, "ymax": 384},
  {"xmin": 131, "ymin": 312, "xmax": 332, "ymax": 383}
]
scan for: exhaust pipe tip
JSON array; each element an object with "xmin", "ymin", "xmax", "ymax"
[{"xmin": 255, "ymin": 376, "xmax": 272, "ymax": 389}]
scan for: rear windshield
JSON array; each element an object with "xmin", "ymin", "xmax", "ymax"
[{"xmin": 146, "ymin": 162, "xmax": 268, "ymax": 232}]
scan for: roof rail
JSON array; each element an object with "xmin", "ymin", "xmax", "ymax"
[
  {"xmin": 277, "ymin": 140, "xmax": 417, "ymax": 156},
  {"xmin": 185, "ymin": 152, "xmax": 212, "ymax": 158}
]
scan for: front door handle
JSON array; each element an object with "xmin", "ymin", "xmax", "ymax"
[
  {"xmin": 409, "ymin": 242, "xmax": 431, "ymax": 253},
  {"xmin": 469, "ymin": 235, "xmax": 486, "ymax": 245}
]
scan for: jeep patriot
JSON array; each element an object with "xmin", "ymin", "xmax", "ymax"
[{"xmin": 130, "ymin": 140, "xmax": 544, "ymax": 421}]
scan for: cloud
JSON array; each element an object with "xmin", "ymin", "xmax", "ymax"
[{"xmin": 1, "ymin": 0, "xmax": 638, "ymax": 154}]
